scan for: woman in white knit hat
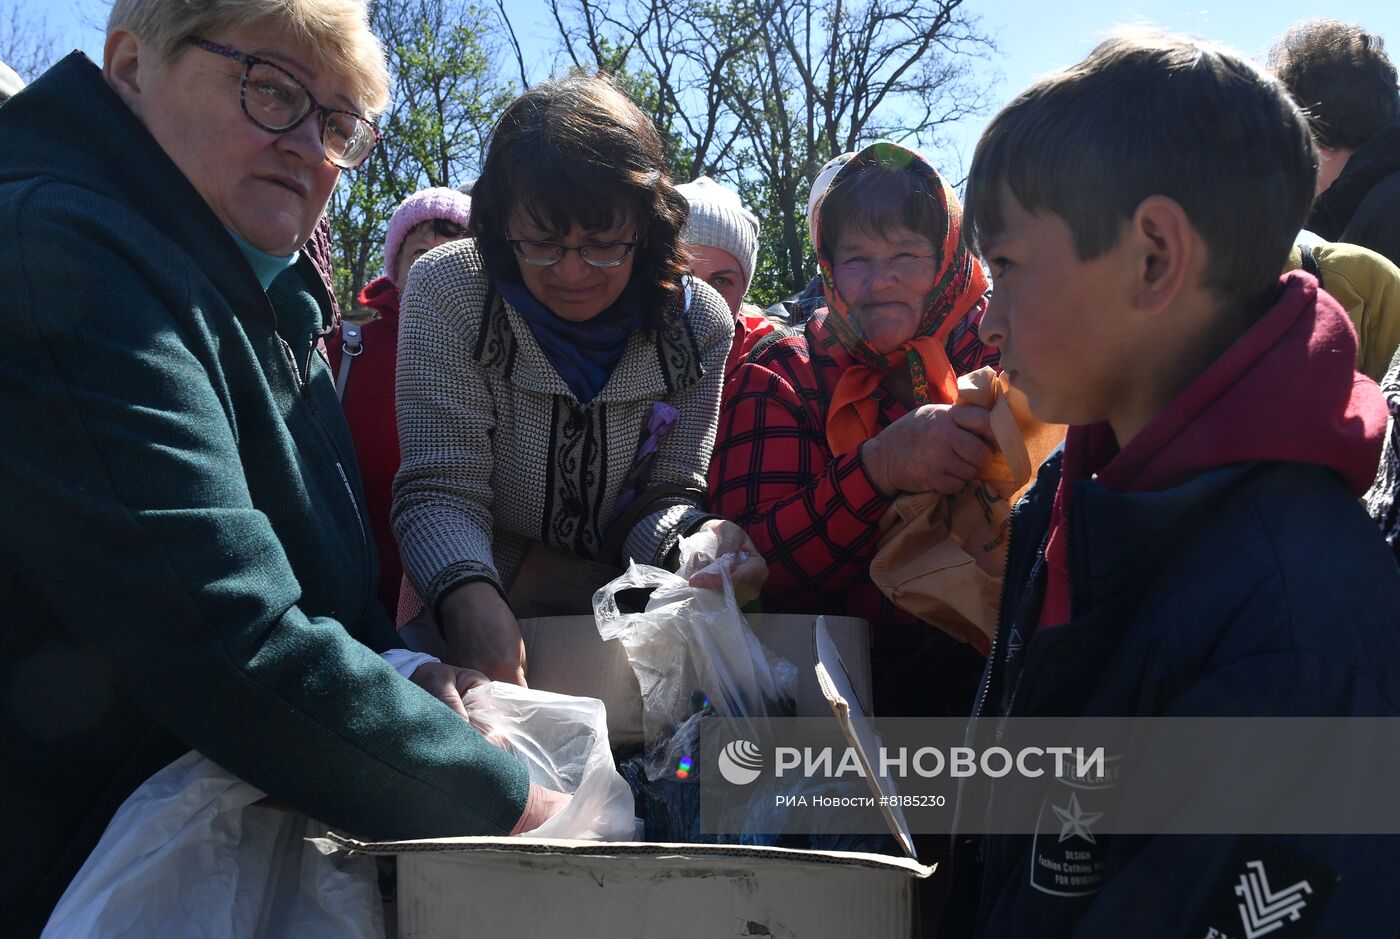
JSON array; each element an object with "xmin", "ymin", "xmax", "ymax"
[
  {"xmin": 677, "ymin": 175, "xmax": 780, "ymax": 384},
  {"xmin": 676, "ymin": 176, "xmax": 760, "ymax": 315}
]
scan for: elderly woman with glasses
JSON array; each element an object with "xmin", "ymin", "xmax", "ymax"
[
  {"xmin": 710, "ymin": 141, "xmax": 1001, "ymax": 721},
  {"xmin": 0, "ymin": 1, "xmax": 560, "ymax": 930},
  {"xmin": 392, "ymin": 73, "xmax": 766, "ymax": 685}
]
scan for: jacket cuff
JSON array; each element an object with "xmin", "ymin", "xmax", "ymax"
[
  {"xmin": 380, "ymin": 649, "xmax": 441, "ymax": 679},
  {"xmin": 846, "ymin": 446, "xmax": 897, "ymax": 520},
  {"xmin": 428, "ymin": 560, "xmax": 504, "ymax": 615},
  {"xmin": 661, "ymin": 509, "xmax": 721, "ymax": 570}
]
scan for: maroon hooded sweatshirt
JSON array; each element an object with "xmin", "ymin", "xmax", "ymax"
[{"xmin": 1038, "ymin": 272, "xmax": 1387, "ymax": 629}]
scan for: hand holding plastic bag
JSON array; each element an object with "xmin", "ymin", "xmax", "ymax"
[
  {"xmin": 870, "ymin": 367, "xmax": 1067, "ymax": 651},
  {"xmin": 682, "ymin": 520, "xmax": 768, "ymax": 603},
  {"xmin": 595, "ymin": 532, "xmax": 797, "ymax": 780},
  {"xmin": 463, "ymin": 682, "xmax": 636, "ymax": 841}
]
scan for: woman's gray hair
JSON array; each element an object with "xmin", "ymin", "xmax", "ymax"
[{"xmin": 107, "ymin": 0, "xmax": 390, "ymax": 117}]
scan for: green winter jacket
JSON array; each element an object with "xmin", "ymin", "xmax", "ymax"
[{"xmin": 0, "ymin": 54, "xmax": 528, "ymax": 935}]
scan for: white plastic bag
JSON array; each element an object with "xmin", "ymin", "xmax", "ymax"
[
  {"xmin": 463, "ymin": 682, "xmax": 636, "ymax": 841},
  {"xmin": 42, "ymin": 750, "xmax": 383, "ymax": 939},
  {"xmin": 595, "ymin": 532, "xmax": 797, "ymax": 780}
]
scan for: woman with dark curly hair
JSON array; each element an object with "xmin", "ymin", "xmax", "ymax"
[{"xmin": 393, "ymin": 72, "xmax": 765, "ymax": 684}]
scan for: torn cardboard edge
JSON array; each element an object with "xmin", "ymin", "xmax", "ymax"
[
  {"xmin": 813, "ymin": 615, "xmax": 917, "ymax": 860},
  {"xmin": 316, "ymin": 832, "xmax": 934, "ymax": 878}
]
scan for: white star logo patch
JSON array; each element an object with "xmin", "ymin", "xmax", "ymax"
[{"xmin": 1052, "ymin": 792, "xmax": 1104, "ymax": 844}]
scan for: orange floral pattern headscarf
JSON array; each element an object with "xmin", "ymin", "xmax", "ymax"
[{"xmin": 815, "ymin": 142, "xmax": 989, "ymax": 456}]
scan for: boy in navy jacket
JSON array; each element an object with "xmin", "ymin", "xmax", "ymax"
[{"xmin": 944, "ymin": 30, "xmax": 1400, "ymax": 939}]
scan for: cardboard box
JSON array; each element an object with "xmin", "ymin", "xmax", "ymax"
[
  {"xmin": 325, "ymin": 835, "xmax": 930, "ymax": 938},
  {"xmin": 519, "ymin": 612, "xmax": 875, "ymax": 749},
  {"xmin": 322, "ymin": 617, "xmax": 930, "ymax": 937}
]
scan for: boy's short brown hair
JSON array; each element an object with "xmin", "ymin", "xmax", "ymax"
[
  {"xmin": 965, "ymin": 30, "xmax": 1317, "ymax": 318},
  {"xmin": 1268, "ymin": 19, "xmax": 1400, "ymax": 151}
]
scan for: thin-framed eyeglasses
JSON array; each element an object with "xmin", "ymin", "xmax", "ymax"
[
  {"xmin": 506, "ymin": 232, "xmax": 638, "ymax": 268},
  {"xmin": 188, "ymin": 37, "xmax": 381, "ymax": 170}
]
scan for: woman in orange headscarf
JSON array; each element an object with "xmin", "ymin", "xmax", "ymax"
[{"xmin": 709, "ymin": 141, "xmax": 999, "ymax": 721}]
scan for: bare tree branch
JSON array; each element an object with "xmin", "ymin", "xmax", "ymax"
[
  {"xmin": 491, "ymin": 0, "xmax": 532, "ymax": 90},
  {"xmin": 0, "ymin": 1, "xmax": 59, "ymax": 81},
  {"xmin": 532, "ymin": 0, "xmax": 996, "ymax": 300}
]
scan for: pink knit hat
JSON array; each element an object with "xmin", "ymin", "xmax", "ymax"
[{"xmin": 383, "ymin": 186, "xmax": 474, "ymax": 280}]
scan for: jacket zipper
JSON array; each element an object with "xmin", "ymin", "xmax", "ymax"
[
  {"xmin": 278, "ymin": 333, "xmax": 374, "ymax": 617},
  {"xmin": 335, "ymin": 460, "xmax": 366, "ymax": 536},
  {"xmin": 279, "ymin": 338, "xmax": 304, "ymax": 394},
  {"xmin": 974, "ymin": 500, "xmax": 1020, "ymax": 722},
  {"xmin": 953, "ymin": 500, "xmax": 1019, "ymax": 865}
]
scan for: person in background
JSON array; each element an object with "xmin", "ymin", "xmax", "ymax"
[
  {"xmin": 327, "ymin": 186, "xmax": 473, "ymax": 616},
  {"xmin": 764, "ymin": 152, "xmax": 855, "ymax": 326},
  {"xmin": 0, "ymin": 59, "xmax": 23, "ymax": 104},
  {"xmin": 676, "ymin": 175, "xmax": 760, "ymax": 316},
  {"xmin": 675, "ymin": 175, "xmax": 774, "ymax": 382},
  {"xmin": 0, "ymin": 1, "xmax": 560, "ymax": 931},
  {"xmin": 392, "ymin": 73, "xmax": 765, "ymax": 685},
  {"xmin": 1269, "ymin": 19, "xmax": 1400, "ymax": 266},
  {"xmin": 1287, "ymin": 231, "xmax": 1400, "ymax": 382}
]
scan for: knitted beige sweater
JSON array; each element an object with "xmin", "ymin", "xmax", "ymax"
[{"xmin": 393, "ymin": 239, "xmax": 733, "ymax": 607}]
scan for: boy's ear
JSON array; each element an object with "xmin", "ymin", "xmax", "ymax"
[{"xmin": 1127, "ymin": 196, "xmax": 1198, "ymax": 316}]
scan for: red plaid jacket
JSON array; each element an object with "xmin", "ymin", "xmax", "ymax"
[{"xmin": 709, "ymin": 302, "xmax": 998, "ymax": 625}]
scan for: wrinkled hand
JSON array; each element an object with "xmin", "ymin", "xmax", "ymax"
[
  {"xmin": 862, "ymin": 403, "xmax": 995, "ymax": 497},
  {"xmin": 439, "ymin": 581, "xmax": 528, "ymax": 687},
  {"xmin": 686, "ymin": 518, "xmax": 769, "ymax": 605},
  {"xmin": 408, "ymin": 661, "xmax": 491, "ymax": 720}
]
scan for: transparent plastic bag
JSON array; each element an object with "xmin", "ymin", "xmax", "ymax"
[
  {"xmin": 42, "ymin": 751, "xmax": 383, "ymax": 939},
  {"xmin": 463, "ymin": 682, "xmax": 636, "ymax": 841},
  {"xmin": 594, "ymin": 530, "xmax": 797, "ymax": 781}
]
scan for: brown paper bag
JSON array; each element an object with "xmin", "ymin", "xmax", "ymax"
[{"xmin": 869, "ymin": 368, "xmax": 1066, "ymax": 652}]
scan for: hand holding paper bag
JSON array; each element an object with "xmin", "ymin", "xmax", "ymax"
[{"xmin": 870, "ymin": 367, "xmax": 1066, "ymax": 652}]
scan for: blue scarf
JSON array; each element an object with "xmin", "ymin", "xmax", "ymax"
[{"xmin": 497, "ymin": 278, "xmax": 640, "ymax": 403}]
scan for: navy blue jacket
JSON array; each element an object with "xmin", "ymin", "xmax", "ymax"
[{"xmin": 943, "ymin": 450, "xmax": 1400, "ymax": 939}]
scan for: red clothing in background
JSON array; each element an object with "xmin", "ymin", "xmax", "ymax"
[{"xmin": 326, "ymin": 275, "xmax": 403, "ymax": 617}]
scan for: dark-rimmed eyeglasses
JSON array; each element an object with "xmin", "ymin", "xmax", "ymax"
[
  {"xmin": 188, "ymin": 37, "xmax": 380, "ymax": 170},
  {"xmin": 506, "ymin": 232, "xmax": 638, "ymax": 268}
]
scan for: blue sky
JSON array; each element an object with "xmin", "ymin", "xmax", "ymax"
[{"xmin": 25, "ymin": 0, "xmax": 1400, "ymax": 171}]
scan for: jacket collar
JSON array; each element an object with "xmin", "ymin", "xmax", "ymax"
[
  {"xmin": 1066, "ymin": 461, "xmax": 1258, "ymax": 612},
  {"xmin": 1308, "ymin": 117, "xmax": 1400, "ymax": 241},
  {"xmin": 986, "ymin": 452, "xmax": 1261, "ymax": 718}
]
